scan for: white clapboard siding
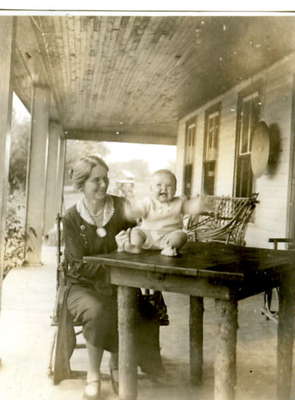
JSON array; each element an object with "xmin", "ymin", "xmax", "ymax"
[{"xmin": 177, "ymin": 52, "xmax": 295, "ymax": 248}]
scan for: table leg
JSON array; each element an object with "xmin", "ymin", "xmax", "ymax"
[
  {"xmin": 189, "ymin": 296, "xmax": 204, "ymax": 385},
  {"xmin": 214, "ymin": 299, "xmax": 238, "ymax": 400},
  {"xmin": 118, "ymin": 286, "xmax": 138, "ymax": 400},
  {"xmin": 277, "ymin": 271, "xmax": 295, "ymax": 400}
]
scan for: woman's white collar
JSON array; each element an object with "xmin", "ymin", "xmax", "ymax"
[{"xmin": 76, "ymin": 194, "xmax": 114, "ymax": 228}]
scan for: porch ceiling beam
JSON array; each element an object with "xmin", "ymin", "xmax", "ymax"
[
  {"xmin": 14, "ymin": 17, "xmax": 60, "ymax": 121},
  {"xmin": 65, "ymin": 130, "xmax": 176, "ymax": 146},
  {"xmin": 14, "ymin": 17, "xmax": 48, "ymax": 94}
]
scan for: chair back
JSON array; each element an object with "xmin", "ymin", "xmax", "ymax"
[
  {"xmin": 51, "ymin": 213, "xmax": 67, "ymax": 324},
  {"xmin": 269, "ymin": 238, "xmax": 294, "ymax": 250},
  {"xmin": 185, "ymin": 193, "xmax": 259, "ymax": 246}
]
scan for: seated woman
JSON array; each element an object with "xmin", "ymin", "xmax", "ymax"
[{"xmin": 60, "ymin": 155, "xmax": 164, "ymax": 400}]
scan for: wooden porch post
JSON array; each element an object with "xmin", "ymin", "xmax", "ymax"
[
  {"xmin": 56, "ymin": 135, "xmax": 66, "ymax": 215},
  {"xmin": 0, "ymin": 17, "xmax": 15, "ymax": 306},
  {"xmin": 24, "ymin": 85, "xmax": 50, "ymax": 265},
  {"xmin": 277, "ymin": 270, "xmax": 295, "ymax": 400},
  {"xmin": 44, "ymin": 121, "xmax": 61, "ymax": 235}
]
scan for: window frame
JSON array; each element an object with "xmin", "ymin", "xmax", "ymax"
[
  {"xmin": 183, "ymin": 116, "xmax": 197, "ymax": 197},
  {"xmin": 202, "ymin": 102, "xmax": 221, "ymax": 195},
  {"xmin": 233, "ymin": 80, "xmax": 263, "ymax": 198}
]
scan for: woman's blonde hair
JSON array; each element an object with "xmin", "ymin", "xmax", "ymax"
[{"xmin": 70, "ymin": 155, "xmax": 109, "ymax": 191}]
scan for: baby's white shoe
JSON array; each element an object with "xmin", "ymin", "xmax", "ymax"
[
  {"xmin": 117, "ymin": 244, "xmax": 124, "ymax": 252},
  {"xmin": 124, "ymin": 243, "xmax": 142, "ymax": 254},
  {"xmin": 161, "ymin": 247, "xmax": 177, "ymax": 257}
]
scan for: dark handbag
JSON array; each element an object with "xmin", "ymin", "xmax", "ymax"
[{"xmin": 139, "ymin": 290, "xmax": 169, "ymax": 326}]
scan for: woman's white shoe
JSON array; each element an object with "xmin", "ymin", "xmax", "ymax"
[{"xmin": 83, "ymin": 380, "xmax": 101, "ymax": 400}]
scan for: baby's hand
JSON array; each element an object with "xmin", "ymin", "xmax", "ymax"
[{"xmin": 183, "ymin": 194, "xmax": 215, "ymax": 216}]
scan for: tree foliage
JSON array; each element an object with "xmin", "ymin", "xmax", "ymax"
[
  {"xmin": 4, "ymin": 105, "xmax": 29, "ymax": 277},
  {"xmin": 4, "ymin": 189, "xmax": 26, "ymax": 277},
  {"xmin": 64, "ymin": 140, "xmax": 110, "ymax": 184},
  {"xmin": 9, "ymin": 109, "xmax": 30, "ymax": 191}
]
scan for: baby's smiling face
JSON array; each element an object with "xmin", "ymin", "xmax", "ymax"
[{"xmin": 150, "ymin": 171, "xmax": 176, "ymax": 203}]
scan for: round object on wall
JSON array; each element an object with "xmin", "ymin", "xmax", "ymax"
[{"xmin": 251, "ymin": 121, "xmax": 270, "ymax": 177}]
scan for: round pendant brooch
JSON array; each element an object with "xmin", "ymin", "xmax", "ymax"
[{"xmin": 96, "ymin": 227, "xmax": 107, "ymax": 237}]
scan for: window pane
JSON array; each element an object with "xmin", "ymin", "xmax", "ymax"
[
  {"xmin": 206, "ymin": 112, "xmax": 219, "ymax": 161},
  {"xmin": 250, "ymin": 96, "xmax": 260, "ymax": 149},
  {"xmin": 203, "ymin": 107, "xmax": 220, "ymax": 195},
  {"xmin": 236, "ymin": 88, "xmax": 260, "ymax": 197},
  {"xmin": 184, "ymin": 121, "xmax": 196, "ymax": 196},
  {"xmin": 236, "ymin": 155, "xmax": 252, "ymax": 197},
  {"xmin": 213, "ymin": 115, "xmax": 219, "ymax": 149},
  {"xmin": 240, "ymin": 100, "xmax": 250, "ymax": 154},
  {"xmin": 204, "ymin": 160, "xmax": 215, "ymax": 195}
]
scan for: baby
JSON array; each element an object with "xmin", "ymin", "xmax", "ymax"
[{"xmin": 116, "ymin": 169, "xmax": 210, "ymax": 256}]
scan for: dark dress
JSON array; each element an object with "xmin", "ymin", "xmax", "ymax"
[{"xmin": 54, "ymin": 195, "xmax": 162, "ymax": 383}]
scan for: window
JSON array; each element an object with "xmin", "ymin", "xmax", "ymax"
[
  {"xmin": 203, "ymin": 103, "xmax": 221, "ymax": 195},
  {"xmin": 183, "ymin": 118, "xmax": 196, "ymax": 197},
  {"xmin": 235, "ymin": 83, "xmax": 262, "ymax": 197}
]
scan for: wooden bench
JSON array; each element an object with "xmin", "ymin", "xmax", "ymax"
[{"xmin": 184, "ymin": 193, "xmax": 259, "ymax": 246}]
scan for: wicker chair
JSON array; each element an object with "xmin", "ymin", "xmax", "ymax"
[
  {"xmin": 261, "ymin": 238, "xmax": 294, "ymax": 323},
  {"xmin": 184, "ymin": 193, "xmax": 259, "ymax": 246},
  {"xmin": 48, "ymin": 214, "xmax": 86, "ymax": 384}
]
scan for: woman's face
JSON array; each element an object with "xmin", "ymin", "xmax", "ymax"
[{"xmin": 82, "ymin": 164, "xmax": 109, "ymax": 203}]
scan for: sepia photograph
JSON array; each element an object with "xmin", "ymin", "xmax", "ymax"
[{"xmin": 0, "ymin": 5, "xmax": 295, "ymax": 400}]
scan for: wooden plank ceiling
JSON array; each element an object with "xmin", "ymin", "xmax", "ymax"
[{"xmin": 12, "ymin": 15, "xmax": 295, "ymax": 144}]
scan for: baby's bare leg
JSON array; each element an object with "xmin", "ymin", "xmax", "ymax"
[
  {"xmin": 130, "ymin": 228, "xmax": 146, "ymax": 247},
  {"xmin": 123, "ymin": 228, "xmax": 146, "ymax": 254},
  {"xmin": 161, "ymin": 230, "xmax": 187, "ymax": 256},
  {"xmin": 167, "ymin": 230, "xmax": 187, "ymax": 249}
]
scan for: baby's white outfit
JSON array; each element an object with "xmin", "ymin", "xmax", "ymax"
[
  {"xmin": 116, "ymin": 197, "xmax": 184, "ymax": 249},
  {"xmin": 131, "ymin": 196, "xmax": 185, "ymax": 250}
]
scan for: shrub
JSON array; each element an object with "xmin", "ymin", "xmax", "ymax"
[{"xmin": 4, "ymin": 189, "xmax": 26, "ymax": 278}]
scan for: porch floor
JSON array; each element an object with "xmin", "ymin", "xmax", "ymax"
[{"xmin": 0, "ymin": 246, "xmax": 294, "ymax": 400}]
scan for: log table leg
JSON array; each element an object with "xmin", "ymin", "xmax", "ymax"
[
  {"xmin": 277, "ymin": 270, "xmax": 295, "ymax": 400},
  {"xmin": 118, "ymin": 286, "xmax": 138, "ymax": 400},
  {"xmin": 189, "ymin": 296, "xmax": 204, "ymax": 385},
  {"xmin": 214, "ymin": 299, "xmax": 238, "ymax": 400}
]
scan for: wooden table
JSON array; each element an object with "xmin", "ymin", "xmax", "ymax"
[{"xmin": 85, "ymin": 242, "xmax": 295, "ymax": 400}]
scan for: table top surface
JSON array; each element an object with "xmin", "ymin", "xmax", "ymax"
[{"xmin": 85, "ymin": 242, "xmax": 295, "ymax": 282}]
